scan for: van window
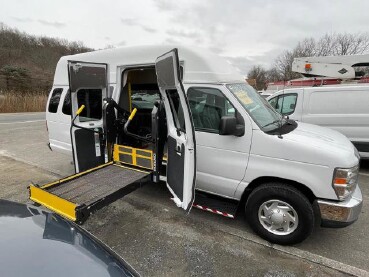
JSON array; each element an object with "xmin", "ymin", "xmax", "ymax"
[
  {"xmin": 187, "ymin": 87, "xmax": 236, "ymax": 133},
  {"xmin": 62, "ymin": 91, "xmax": 71, "ymax": 115},
  {"xmin": 48, "ymin": 88, "xmax": 63, "ymax": 113},
  {"xmin": 268, "ymin": 97, "xmax": 278, "ymax": 109},
  {"xmin": 76, "ymin": 89, "xmax": 102, "ymax": 121},
  {"xmin": 166, "ymin": 89, "xmax": 186, "ymax": 132},
  {"xmin": 276, "ymin": 94, "xmax": 297, "ymax": 115}
]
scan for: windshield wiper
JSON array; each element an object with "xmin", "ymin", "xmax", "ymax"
[{"xmin": 262, "ymin": 120, "xmax": 280, "ymax": 128}]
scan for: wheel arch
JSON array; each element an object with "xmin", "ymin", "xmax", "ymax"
[{"xmin": 240, "ymin": 176, "xmax": 317, "ymax": 204}]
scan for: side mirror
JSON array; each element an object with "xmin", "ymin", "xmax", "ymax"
[{"xmin": 219, "ymin": 116, "xmax": 244, "ymax": 136}]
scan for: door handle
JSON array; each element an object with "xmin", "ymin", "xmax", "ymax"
[{"xmin": 176, "ymin": 145, "xmax": 181, "ymax": 153}]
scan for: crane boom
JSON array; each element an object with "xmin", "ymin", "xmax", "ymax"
[{"xmin": 292, "ymin": 54, "xmax": 369, "ymax": 79}]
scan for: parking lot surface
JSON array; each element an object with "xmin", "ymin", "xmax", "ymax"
[{"xmin": 1, "ymin": 113, "xmax": 368, "ymax": 276}]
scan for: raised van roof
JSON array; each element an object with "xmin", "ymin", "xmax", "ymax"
[{"xmin": 53, "ymin": 45, "xmax": 244, "ymax": 86}]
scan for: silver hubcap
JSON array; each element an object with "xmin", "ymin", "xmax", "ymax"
[{"xmin": 258, "ymin": 200, "xmax": 299, "ymax": 235}]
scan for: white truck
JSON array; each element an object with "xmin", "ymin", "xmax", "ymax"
[{"xmin": 32, "ymin": 46, "xmax": 362, "ymax": 245}]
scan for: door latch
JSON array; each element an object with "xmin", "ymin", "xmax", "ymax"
[{"xmin": 175, "ymin": 142, "xmax": 182, "ymax": 155}]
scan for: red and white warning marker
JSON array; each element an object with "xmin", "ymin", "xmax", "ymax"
[{"xmin": 192, "ymin": 203, "xmax": 235, "ymax": 219}]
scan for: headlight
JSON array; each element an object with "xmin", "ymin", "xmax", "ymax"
[{"xmin": 332, "ymin": 165, "xmax": 359, "ymax": 200}]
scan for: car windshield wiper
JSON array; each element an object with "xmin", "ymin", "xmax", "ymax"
[{"xmin": 262, "ymin": 120, "xmax": 280, "ymax": 128}]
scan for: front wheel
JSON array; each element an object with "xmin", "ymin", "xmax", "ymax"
[{"xmin": 245, "ymin": 183, "xmax": 314, "ymax": 245}]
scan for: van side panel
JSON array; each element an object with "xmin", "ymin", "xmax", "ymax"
[
  {"xmin": 301, "ymin": 87, "xmax": 369, "ymax": 156},
  {"xmin": 46, "ymin": 86, "xmax": 73, "ymax": 155},
  {"xmin": 243, "ymin": 129, "xmax": 339, "ymax": 200}
]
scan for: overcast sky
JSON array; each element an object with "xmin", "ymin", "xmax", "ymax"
[{"xmin": 0, "ymin": 0, "xmax": 368, "ymax": 75}]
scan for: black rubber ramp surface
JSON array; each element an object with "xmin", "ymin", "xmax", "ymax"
[{"xmin": 48, "ymin": 165, "xmax": 149, "ymax": 205}]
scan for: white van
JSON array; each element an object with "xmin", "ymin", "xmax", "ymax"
[
  {"xmin": 42, "ymin": 45, "xmax": 362, "ymax": 245},
  {"xmin": 267, "ymin": 86, "xmax": 369, "ymax": 159}
]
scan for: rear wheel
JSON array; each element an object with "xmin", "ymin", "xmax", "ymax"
[{"xmin": 245, "ymin": 183, "xmax": 314, "ymax": 245}]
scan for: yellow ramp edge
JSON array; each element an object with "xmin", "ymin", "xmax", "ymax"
[{"xmin": 29, "ymin": 185, "xmax": 77, "ymax": 221}]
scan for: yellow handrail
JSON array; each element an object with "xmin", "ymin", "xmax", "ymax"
[
  {"xmin": 128, "ymin": 108, "xmax": 137, "ymax": 121},
  {"xmin": 76, "ymin": 105, "xmax": 85, "ymax": 115}
]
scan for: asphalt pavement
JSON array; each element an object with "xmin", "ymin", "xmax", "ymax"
[
  {"xmin": 0, "ymin": 112, "xmax": 45, "ymax": 124},
  {"xmin": 1, "ymin": 112, "xmax": 368, "ymax": 276}
]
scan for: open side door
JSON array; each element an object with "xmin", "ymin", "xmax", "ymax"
[
  {"xmin": 155, "ymin": 49, "xmax": 196, "ymax": 211},
  {"xmin": 68, "ymin": 61, "xmax": 108, "ymax": 173}
]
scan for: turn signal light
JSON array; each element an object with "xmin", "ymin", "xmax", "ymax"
[
  {"xmin": 333, "ymin": 178, "xmax": 346, "ymax": 185},
  {"xmin": 332, "ymin": 166, "xmax": 359, "ymax": 200}
]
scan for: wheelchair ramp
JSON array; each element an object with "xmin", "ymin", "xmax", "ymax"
[{"xmin": 29, "ymin": 162, "xmax": 151, "ymax": 223}]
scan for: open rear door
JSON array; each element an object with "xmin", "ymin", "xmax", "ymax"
[
  {"xmin": 68, "ymin": 61, "xmax": 108, "ymax": 173},
  {"xmin": 155, "ymin": 49, "xmax": 196, "ymax": 211}
]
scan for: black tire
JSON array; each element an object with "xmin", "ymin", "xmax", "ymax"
[{"xmin": 245, "ymin": 183, "xmax": 314, "ymax": 245}]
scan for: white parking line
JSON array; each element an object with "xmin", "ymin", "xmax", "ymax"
[
  {"xmin": 0, "ymin": 112, "xmax": 44, "ymax": 115},
  {"xmin": 0, "ymin": 120, "xmax": 45, "ymax": 125},
  {"xmin": 360, "ymin": 172, "xmax": 369, "ymax": 177}
]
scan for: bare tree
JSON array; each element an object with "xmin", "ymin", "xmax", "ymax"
[
  {"xmin": 274, "ymin": 50, "xmax": 301, "ymax": 80},
  {"xmin": 247, "ymin": 65, "xmax": 268, "ymax": 90},
  {"xmin": 333, "ymin": 33, "xmax": 369, "ymax": 55},
  {"xmin": 271, "ymin": 32, "xmax": 369, "ymax": 81},
  {"xmin": 266, "ymin": 68, "xmax": 282, "ymax": 83}
]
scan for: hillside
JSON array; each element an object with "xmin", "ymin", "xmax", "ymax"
[{"xmin": 0, "ymin": 23, "xmax": 93, "ymax": 93}]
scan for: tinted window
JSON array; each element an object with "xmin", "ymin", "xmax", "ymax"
[
  {"xmin": 77, "ymin": 89, "xmax": 102, "ymax": 121},
  {"xmin": 62, "ymin": 91, "xmax": 71, "ymax": 115},
  {"xmin": 187, "ymin": 87, "xmax": 236, "ymax": 133},
  {"xmin": 48, "ymin": 88, "xmax": 63, "ymax": 113},
  {"xmin": 166, "ymin": 89, "xmax": 186, "ymax": 132}
]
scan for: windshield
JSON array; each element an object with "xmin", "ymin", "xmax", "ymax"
[{"xmin": 226, "ymin": 83, "xmax": 283, "ymax": 131}]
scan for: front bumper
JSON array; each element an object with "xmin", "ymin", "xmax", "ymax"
[{"xmin": 317, "ymin": 185, "xmax": 363, "ymax": 228}]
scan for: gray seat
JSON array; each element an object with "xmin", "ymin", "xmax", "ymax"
[
  {"xmin": 188, "ymin": 100, "xmax": 204, "ymax": 129},
  {"xmin": 201, "ymin": 104, "xmax": 221, "ymax": 130}
]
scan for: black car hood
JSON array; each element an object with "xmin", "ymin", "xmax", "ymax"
[{"xmin": 0, "ymin": 200, "xmax": 138, "ymax": 277}]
